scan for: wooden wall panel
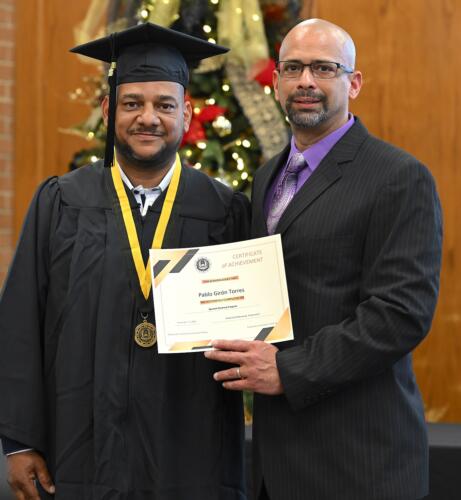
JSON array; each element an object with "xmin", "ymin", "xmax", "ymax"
[
  {"xmin": 12, "ymin": 0, "xmax": 461, "ymax": 420},
  {"xmin": 14, "ymin": 0, "xmax": 98, "ymax": 239},
  {"xmin": 309, "ymin": 0, "xmax": 461, "ymax": 421}
]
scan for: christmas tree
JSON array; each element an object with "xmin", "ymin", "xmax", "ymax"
[{"xmin": 67, "ymin": 0, "xmax": 301, "ymax": 193}]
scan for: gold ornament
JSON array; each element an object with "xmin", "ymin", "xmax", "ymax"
[{"xmin": 212, "ymin": 115, "xmax": 232, "ymax": 137}]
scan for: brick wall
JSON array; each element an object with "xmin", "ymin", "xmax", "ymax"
[{"xmin": 0, "ymin": 0, "xmax": 14, "ymax": 286}]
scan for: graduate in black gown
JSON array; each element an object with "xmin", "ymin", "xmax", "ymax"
[{"xmin": 0, "ymin": 23, "xmax": 249, "ymax": 500}]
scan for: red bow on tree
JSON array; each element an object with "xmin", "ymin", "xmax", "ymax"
[
  {"xmin": 181, "ymin": 116, "xmax": 206, "ymax": 146},
  {"xmin": 197, "ymin": 105, "xmax": 227, "ymax": 123},
  {"xmin": 251, "ymin": 58, "xmax": 276, "ymax": 87}
]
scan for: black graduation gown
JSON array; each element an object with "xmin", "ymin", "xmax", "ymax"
[{"xmin": 0, "ymin": 161, "xmax": 250, "ymax": 500}]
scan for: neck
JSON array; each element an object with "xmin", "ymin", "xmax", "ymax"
[
  {"xmin": 292, "ymin": 114, "xmax": 349, "ymax": 152},
  {"xmin": 116, "ymin": 154, "xmax": 175, "ymax": 188}
]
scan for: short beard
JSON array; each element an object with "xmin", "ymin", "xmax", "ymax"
[
  {"xmin": 285, "ymin": 91, "xmax": 329, "ymax": 129},
  {"xmin": 114, "ymin": 134, "xmax": 182, "ymax": 171}
]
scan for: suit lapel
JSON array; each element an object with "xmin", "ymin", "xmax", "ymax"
[
  {"xmin": 276, "ymin": 157, "xmax": 342, "ymax": 235},
  {"xmin": 275, "ymin": 118, "xmax": 370, "ymax": 235}
]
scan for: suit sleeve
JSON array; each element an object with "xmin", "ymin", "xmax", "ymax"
[
  {"xmin": 0, "ymin": 178, "xmax": 59, "ymax": 452},
  {"xmin": 277, "ymin": 160, "xmax": 443, "ymax": 411}
]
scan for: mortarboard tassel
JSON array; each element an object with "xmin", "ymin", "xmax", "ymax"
[{"xmin": 104, "ymin": 34, "xmax": 117, "ymax": 168}]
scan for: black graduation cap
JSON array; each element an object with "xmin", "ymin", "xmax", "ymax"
[{"xmin": 70, "ymin": 22, "xmax": 228, "ymax": 167}]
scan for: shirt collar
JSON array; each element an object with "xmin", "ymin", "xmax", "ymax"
[
  {"xmin": 288, "ymin": 113, "xmax": 355, "ymax": 171},
  {"xmin": 118, "ymin": 159, "xmax": 176, "ymax": 194}
]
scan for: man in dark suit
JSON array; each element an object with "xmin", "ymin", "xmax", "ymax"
[{"xmin": 205, "ymin": 18, "xmax": 442, "ymax": 500}]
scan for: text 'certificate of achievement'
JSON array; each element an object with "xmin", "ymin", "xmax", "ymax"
[{"xmin": 149, "ymin": 235, "xmax": 293, "ymax": 354}]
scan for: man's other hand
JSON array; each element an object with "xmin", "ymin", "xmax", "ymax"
[
  {"xmin": 7, "ymin": 451, "xmax": 55, "ymax": 499},
  {"xmin": 205, "ymin": 339, "xmax": 284, "ymax": 395}
]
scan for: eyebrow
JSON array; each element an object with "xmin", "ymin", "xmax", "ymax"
[
  {"xmin": 119, "ymin": 93, "xmax": 143, "ymax": 100},
  {"xmin": 119, "ymin": 93, "xmax": 178, "ymax": 104},
  {"xmin": 157, "ymin": 95, "xmax": 179, "ymax": 104},
  {"xmin": 281, "ymin": 59, "xmax": 333, "ymax": 63}
]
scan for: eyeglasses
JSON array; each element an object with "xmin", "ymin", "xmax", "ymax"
[{"xmin": 277, "ymin": 60, "xmax": 354, "ymax": 80}]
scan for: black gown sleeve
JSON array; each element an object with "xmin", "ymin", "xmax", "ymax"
[
  {"xmin": 0, "ymin": 178, "xmax": 60, "ymax": 453},
  {"xmin": 1, "ymin": 436, "xmax": 32, "ymax": 455},
  {"xmin": 225, "ymin": 191, "xmax": 251, "ymax": 242}
]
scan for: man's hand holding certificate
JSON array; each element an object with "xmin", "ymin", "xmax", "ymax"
[{"xmin": 150, "ymin": 235, "xmax": 293, "ymax": 354}]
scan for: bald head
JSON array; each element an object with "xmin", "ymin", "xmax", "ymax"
[
  {"xmin": 273, "ymin": 18, "xmax": 362, "ymax": 143},
  {"xmin": 280, "ymin": 19, "xmax": 356, "ymax": 69}
]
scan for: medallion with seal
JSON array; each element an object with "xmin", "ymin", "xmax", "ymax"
[{"xmin": 134, "ymin": 315, "xmax": 157, "ymax": 348}]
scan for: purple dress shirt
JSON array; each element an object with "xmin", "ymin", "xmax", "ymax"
[{"xmin": 264, "ymin": 114, "xmax": 355, "ymax": 219}]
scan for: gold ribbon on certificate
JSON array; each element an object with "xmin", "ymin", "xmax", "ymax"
[{"xmin": 111, "ymin": 153, "xmax": 182, "ymax": 346}]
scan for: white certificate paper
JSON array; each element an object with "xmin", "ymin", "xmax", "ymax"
[{"xmin": 149, "ymin": 235, "xmax": 293, "ymax": 354}]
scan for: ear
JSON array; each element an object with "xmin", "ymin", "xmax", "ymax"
[
  {"xmin": 183, "ymin": 98, "xmax": 193, "ymax": 133},
  {"xmin": 272, "ymin": 69, "xmax": 280, "ymax": 102},
  {"xmin": 101, "ymin": 95, "xmax": 110, "ymax": 127},
  {"xmin": 348, "ymin": 70, "xmax": 362, "ymax": 100}
]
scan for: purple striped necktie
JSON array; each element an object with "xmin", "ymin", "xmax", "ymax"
[{"xmin": 266, "ymin": 152, "xmax": 306, "ymax": 234}]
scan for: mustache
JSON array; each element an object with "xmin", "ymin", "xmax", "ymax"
[
  {"xmin": 287, "ymin": 90, "xmax": 326, "ymax": 103},
  {"xmin": 129, "ymin": 127, "xmax": 164, "ymax": 135}
]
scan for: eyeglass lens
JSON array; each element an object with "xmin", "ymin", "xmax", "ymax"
[{"xmin": 279, "ymin": 61, "xmax": 340, "ymax": 79}]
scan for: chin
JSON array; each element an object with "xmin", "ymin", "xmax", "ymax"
[
  {"xmin": 132, "ymin": 146, "xmax": 168, "ymax": 162},
  {"xmin": 132, "ymin": 151, "xmax": 160, "ymax": 162},
  {"xmin": 115, "ymin": 135, "xmax": 179, "ymax": 169},
  {"xmin": 130, "ymin": 144, "xmax": 162, "ymax": 157}
]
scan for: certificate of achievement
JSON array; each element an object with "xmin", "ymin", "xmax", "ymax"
[{"xmin": 149, "ymin": 235, "xmax": 293, "ymax": 354}]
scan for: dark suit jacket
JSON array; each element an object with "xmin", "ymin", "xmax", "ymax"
[{"xmin": 251, "ymin": 118, "xmax": 442, "ymax": 500}]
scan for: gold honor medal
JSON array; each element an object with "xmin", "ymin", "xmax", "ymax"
[{"xmin": 135, "ymin": 314, "xmax": 157, "ymax": 348}]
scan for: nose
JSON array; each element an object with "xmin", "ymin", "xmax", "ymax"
[
  {"xmin": 137, "ymin": 104, "xmax": 161, "ymax": 126},
  {"xmin": 297, "ymin": 66, "xmax": 317, "ymax": 89}
]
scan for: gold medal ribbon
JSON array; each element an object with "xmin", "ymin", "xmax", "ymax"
[{"xmin": 111, "ymin": 153, "xmax": 182, "ymax": 299}]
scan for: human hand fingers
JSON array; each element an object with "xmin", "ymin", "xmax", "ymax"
[
  {"xmin": 8, "ymin": 453, "xmax": 40, "ymax": 500},
  {"xmin": 9, "ymin": 483, "xmax": 26, "ymax": 500},
  {"xmin": 204, "ymin": 340, "xmax": 275, "ymax": 365},
  {"xmin": 7, "ymin": 451, "xmax": 54, "ymax": 499},
  {"xmin": 207, "ymin": 340, "xmax": 277, "ymax": 365},
  {"xmin": 213, "ymin": 341, "xmax": 283, "ymax": 395},
  {"xmin": 210, "ymin": 363, "xmax": 254, "ymax": 391},
  {"xmin": 213, "ymin": 365, "xmax": 245, "ymax": 382},
  {"xmin": 209, "ymin": 339, "xmax": 252, "ymax": 352},
  {"xmin": 12, "ymin": 490, "xmax": 26, "ymax": 500},
  {"xmin": 204, "ymin": 348, "xmax": 245, "ymax": 365},
  {"xmin": 35, "ymin": 455, "xmax": 55, "ymax": 495},
  {"xmin": 220, "ymin": 378, "xmax": 250, "ymax": 391},
  {"xmin": 8, "ymin": 472, "xmax": 40, "ymax": 500}
]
